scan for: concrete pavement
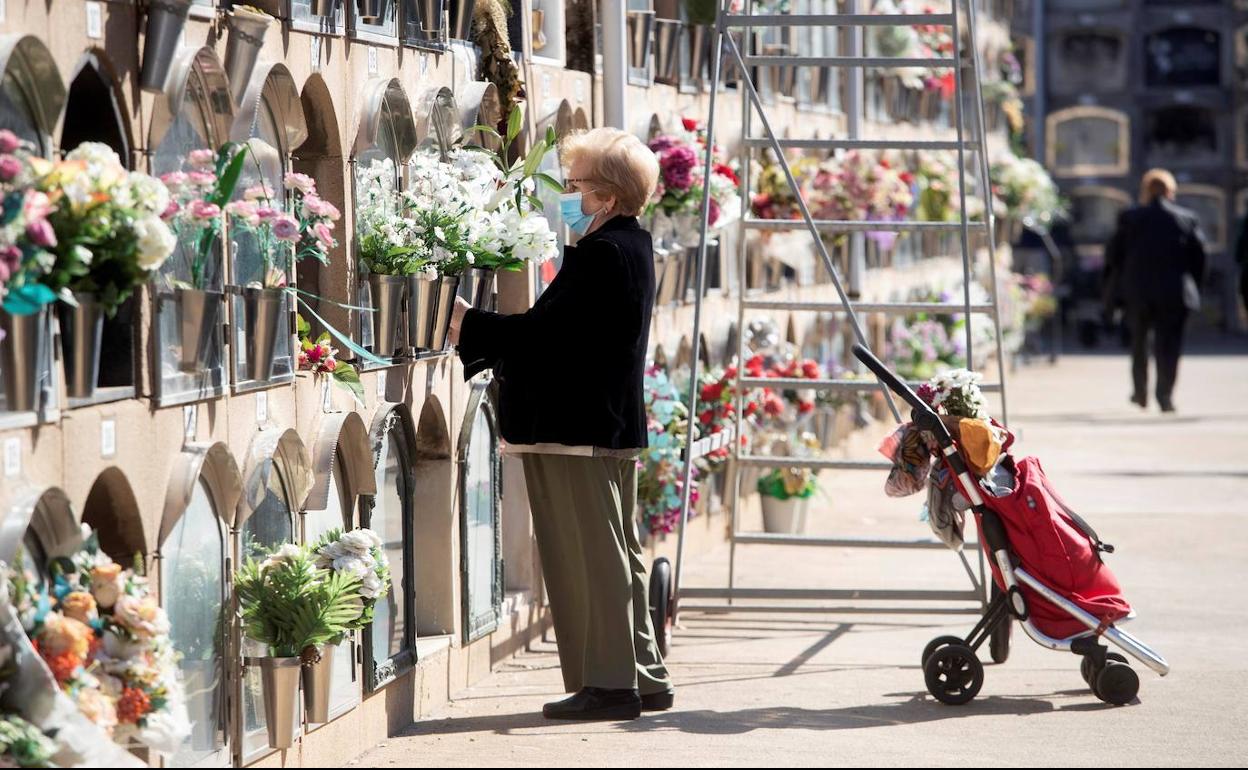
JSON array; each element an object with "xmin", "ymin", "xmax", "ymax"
[{"xmin": 354, "ymin": 343, "xmax": 1248, "ymax": 767}]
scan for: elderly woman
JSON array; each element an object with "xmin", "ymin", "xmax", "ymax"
[{"xmin": 449, "ymin": 127, "xmax": 674, "ymax": 721}]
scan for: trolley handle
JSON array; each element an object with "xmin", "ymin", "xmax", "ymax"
[{"xmin": 851, "ymin": 343, "xmax": 951, "ymax": 442}]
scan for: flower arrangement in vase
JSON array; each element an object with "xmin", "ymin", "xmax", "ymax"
[
  {"xmin": 7, "ymin": 531, "xmax": 191, "ymax": 758},
  {"xmin": 647, "ymin": 118, "xmax": 742, "ymax": 247},
  {"xmin": 637, "ymin": 365, "xmax": 700, "ymax": 536}
]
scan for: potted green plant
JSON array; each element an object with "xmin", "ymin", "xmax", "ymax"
[
  {"xmin": 234, "ymin": 545, "xmax": 363, "ymax": 749},
  {"xmin": 757, "ymin": 466, "xmax": 818, "ymax": 534},
  {"xmin": 301, "ymin": 528, "xmax": 390, "ymax": 722}
]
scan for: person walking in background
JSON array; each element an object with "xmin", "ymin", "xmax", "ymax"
[{"xmin": 1103, "ymin": 169, "xmax": 1207, "ymax": 413}]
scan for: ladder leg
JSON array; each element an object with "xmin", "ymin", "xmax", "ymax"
[{"xmin": 673, "ymin": 2, "xmax": 727, "ymax": 627}]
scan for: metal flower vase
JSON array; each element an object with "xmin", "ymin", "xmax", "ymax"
[
  {"xmin": 176, "ymin": 287, "xmax": 222, "ymax": 374},
  {"xmin": 242, "ymin": 287, "xmax": 284, "ymax": 381},
  {"xmin": 224, "ymin": 6, "xmax": 274, "ymax": 105},
  {"xmin": 358, "ymin": 0, "xmax": 387, "ymax": 23},
  {"xmin": 450, "ymin": 0, "xmax": 475, "ymax": 41},
  {"xmin": 653, "ymin": 19, "xmax": 683, "ymax": 86},
  {"xmin": 309, "ymin": 0, "xmax": 338, "ymax": 15},
  {"xmin": 59, "ymin": 293, "xmax": 103, "ymax": 400},
  {"xmin": 140, "ymin": 0, "xmax": 193, "ymax": 93},
  {"xmin": 246, "ymin": 656, "xmax": 302, "ymax": 750},
  {"xmin": 369, "ymin": 274, "xmax": 407, "ymax": 357},
  {"xmin": 301, "ymin": 644, "xmax": 336, "ymax": 724},
  {"xmin": 408, "ymin": 275, "xmax": 440, "ymax": 351},
  {"xmin": 470, "ymin": 268, "xmax": 496, "ymax": 311},
  {"xmin": 432, "ymin": 274, "xmax": 462, "ymax": 350},
  {"xmin": 0, "ymin": 307, "xmax": 48, "ymax": 412}
]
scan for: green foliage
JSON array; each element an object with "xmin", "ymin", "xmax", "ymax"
[{"xmin": 234, "ymin": 547, "xmax": 363, "ymax": 658}]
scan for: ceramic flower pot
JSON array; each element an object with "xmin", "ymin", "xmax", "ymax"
[
  {"xmin": 140, "ymin": 0, "xmax": 193, "ymax": 93},
  {"xmin": 301, "ymin": 644, "xmax": 336, "ymax": 724},
  {"xmin": 368, "ymin": 274, "xmax": 407, "ymax": 357},
  {"xmin": 246, "ymin": 656, "xmax": 301, "ymax": 750},
  {"xmin": 224, "ymin": 6, "xmax": 275, "ymax": 106},
  {"xmin": 59, "ymin": 293, "xmax": 104, "ymax": 400},
  {"xmin": 242, "ymin": 286, "xmax": 285, "ymax": 381},
  {"xmin": 760, "ymin": 495, "xmax": 810, "ymax": 535},
  {"xmin": 0, "ymin": 307, "xmax": 48, "ymax": 412},
  {"xmin": 176, "ymin": 287, "xmax": 222, "ymax": 374}
]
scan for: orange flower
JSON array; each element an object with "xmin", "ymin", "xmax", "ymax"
[
  {"xmin": 62, "ymin": 590, "xmax": 99, "ymax": 624},
  {"xmin": 43, "ymin": 650, "xmax": 83, "ymax": 684},
  {"xmin": 38, "ymin": 613, "xmax": 93, "ymax": 659},
  {"xmin": 116, "ymin": 687, "xmax": 152, "ymax": 724}
]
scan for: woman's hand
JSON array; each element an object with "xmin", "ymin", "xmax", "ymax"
[{"xmin": 448, "ymin": 296, "xmax": 472, "ymax": 346}]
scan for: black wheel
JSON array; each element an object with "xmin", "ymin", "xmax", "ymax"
[
  {"xmin": 1095, "ymin": 661, "xmax": 1140, "ymax": 706},
  {"xmin": 1082, "ymin": 652, "xmax": 1127, "ymax": 687},
  {"xmin": 989, "ymin": 584, "xmax": 1012, "ymax": 664},
  {"xmin": 924, "ymin": 645, "xmax": 985, "ymax": 706},
  {"xmin": 648, "ymin": 557, "xmax": 672, "ymax": 658},
  {"xmin": 921, "ymin": 636, "xmax": 966, "ymax": 669}
]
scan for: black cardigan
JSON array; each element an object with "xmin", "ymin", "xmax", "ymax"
[{"xmin": 456, "ymin": 216, "xmax": 656, "ymax": 449}]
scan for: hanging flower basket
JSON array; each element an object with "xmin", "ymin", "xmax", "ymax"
[{"xmin": 140, "ymin": 0, "xmax": 193, "ymax": 93}]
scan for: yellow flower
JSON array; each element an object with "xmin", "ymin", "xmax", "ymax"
[
  {"xmin": 38, "ymin": 612, "xmax": 94, "ymax": 659},
  {"xmin": 62, "ymin": 591, "xmax": 99, "ymax": 625},
  {"xmin": 91, "ymin": 563, "xmax": 126, "ymax": 609}
]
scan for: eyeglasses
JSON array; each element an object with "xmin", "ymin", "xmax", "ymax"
[{"xmin": 564, "ymin": 177, "xmax": 595, "ymax": 193}]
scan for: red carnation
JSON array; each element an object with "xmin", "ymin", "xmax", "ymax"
[
  {"xmin": 801, "ymin": 360, "xmax": 821, "ymax": 379},
  {"xmin": 797, "ymin": 400, "xmax": 815, "ymax": 415},
  {"xmin": 681, "ymin": 117, "xmax": 699, "ymax": 132}
]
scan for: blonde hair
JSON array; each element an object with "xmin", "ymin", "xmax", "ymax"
[
  {"xmin": 560, "ymin": 128, "xmax": 659, "ymax": 217},
  {"xmin": 1140, "ymin": 168, "xmax": 1177, "ymax": 204}
]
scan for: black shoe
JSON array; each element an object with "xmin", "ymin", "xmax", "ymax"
[
  {"xmin": 1130, "ymin": 394, "xmax": 1147, "ymax": 409},
  {"xmin": 641, "ymin": 689, "xmax": 675, "ymax": 711},
  {"xmin": 1159, "ymin": 399, "xmax": 1176, "ymax": 413},
  {"xmin": 543, "ymin": 688, "xmax": 641, "ymax": 721}
]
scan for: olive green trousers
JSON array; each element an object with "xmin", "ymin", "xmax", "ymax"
[{"xmin": 521, "ymin": 453, "xmax": 672, "ymax": 695}]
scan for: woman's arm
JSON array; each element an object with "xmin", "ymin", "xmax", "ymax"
[{"xmin": 454, "ymin": 241, "xmax": 626, "ymax": 379}]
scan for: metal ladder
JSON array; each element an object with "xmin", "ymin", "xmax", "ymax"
[{"xmin": 668, "ymin": 0, "xmax": 1012, "ymax": 624}]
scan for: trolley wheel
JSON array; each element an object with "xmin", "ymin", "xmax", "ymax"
[
  {"xmin": 1082, "ymin": 652, "xmax": 1127, "ymax": 686},
  {"xmin": 921, "ymin": 636, "xmax": 966, "ymax": 669},
  {"xmin": 1094, "ymin": 661, "xmax": 1140, "ymax": 706},
  {"xmin": 989, "ymin": 584, "xmax": 1012, "ymax": 664},
  {"xmin": 648, "ymin": 557, "xmax": 673, "ymax": 659},
  {"xmin": 923, "ymin": 645, "xmax": 985, "ymax": 706}
]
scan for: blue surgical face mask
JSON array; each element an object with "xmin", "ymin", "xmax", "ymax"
[{"xmin": 560, "ymin": 192, "xmax": 600, "ymax": 236}]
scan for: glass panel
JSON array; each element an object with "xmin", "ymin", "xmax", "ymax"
[
  {"xmin": 1069, "ymin": 193, "xmax": 1128, "ymax": 244},
  {"xmin": 164, "ymin": 478, "xmax": 227, "ymax": 768},
  {"xmin": 0, "ymin": 69, "xmax": 44, "ymax": 152},
  {"xmin": 305, "ymin": 462, "xmax": 357, "ymax": 718},
  {"xmin": 1175, "ymin": 192, "xmax": 1225, "ymax": 250},
  {"xmin": 151, "ymin": 66, "xmax": 226, "ymax": 403},
  {"xmin": 1145, "ymin": 28, "xmax": 1222, "ymax": 88},
  {"xmin": 1053, "ymin": 115, "xmax": 1124, "ymax": 172},
  {"xmin": 1146, "ymin": 107, "xmax": 1218, "ymax": 163},
  {"xmin": 369, "ymin": 430, "xmax": 410, "ymax": 672},
  {"xmin": 1051, "ymin": 31, "xmax": 1125, "ymax": 93},
  {"xmin": 230, "ymin": 99, "xmax": 295, "ymax": 385},
  {"xmin": 463, "ymin": 408, "xmax": 498, "ymax": 636},
  {"xmin": 239, "ymin": 465, "xmax": 295, "ymax": 760}
]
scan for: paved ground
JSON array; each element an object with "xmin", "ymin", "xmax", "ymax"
[{"xmin": 356, "ymin": 337, "xmax": 1248, "ymax": 767}]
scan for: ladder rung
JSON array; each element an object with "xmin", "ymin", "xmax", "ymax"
[
  {"xmin": 745, "ymin": 218, "xmax": 966, "ymax": 233},
  {"xmin": 738, "ymin": 377, "xmax": 1004, "ymax": 393},
  {"xmin": 743, "ymin": 299, "xmax": 996, "ymax": 314},
  {"xmin": 732, "ymin": 533, "xmax": 980, "ymax": 550},
  {"xmin": 744, "ymin": 55, "xmax": 957, "ymax": 69},
  {"xmin": 739, "ymin": 456, "xmax": 892, "ymax": 471},
  {"xmin": 744, "ymin": 138, "xmax": 978, "ymax": 152},
  {"xmin": 678, "ymin": 604, "xmax": 981, "ymax": 616},
  {"xmin": 688, "ymin": 425, "xmax": 737, "ymax": 461},
  {"xmin": 722, "ymin": 13, "xmax": 955, "ymax": 28},
  {"xmin": 680, "ymin": 587, "xmax": 981, "ymax": 601}
]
